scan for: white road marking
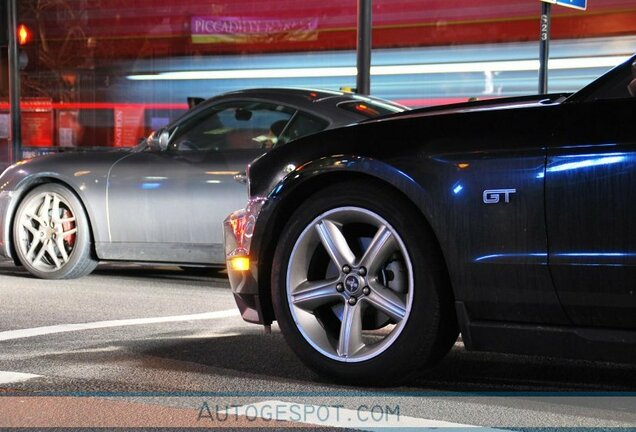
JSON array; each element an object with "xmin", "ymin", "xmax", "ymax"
[
  {"xmin": 217, "ymin": 400, "xmax": 502, "ymax": 430},
  {"xmin": 0, "ymin": 371, "xmax": 41, "ymax": 384},
  {"xmin": 0, "ymin": 309, "xmax": 240, "ymax": 342}
]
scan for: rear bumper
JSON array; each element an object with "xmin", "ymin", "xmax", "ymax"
[{"xmin": 223, "ymin": 197, "xmax": 267, "ymax": 324}]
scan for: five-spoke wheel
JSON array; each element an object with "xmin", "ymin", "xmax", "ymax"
[
  {"xmin": 272, "ymin": 181, "xmax": 457, "ymax": 385},
  {"xmin": 13, "ymin": 184, "xmax": 97, "ymax": 279},
  {"xmin": 287, "ymin": 206, "xmax": 413, "ymax": 362}
]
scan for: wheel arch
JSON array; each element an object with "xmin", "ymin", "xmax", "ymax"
[
  {"xmin": 254, "ymin": 156, "xmax": 456, "ymax": 325},
  {"xmin": 7, "ymin": 175, "xmax": 98, "ymax": 265}
]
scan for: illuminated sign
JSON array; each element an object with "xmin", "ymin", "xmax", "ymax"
[
  {"xmin": 191, "ymin": 16, "xmax": 318, "ymax": 44},
  {"xmin": 541, "ymin": 0, "xmax": 587, "ymax": 10}
]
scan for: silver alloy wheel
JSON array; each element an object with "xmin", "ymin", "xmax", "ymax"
[
  {"xmin": 286, "ymin": 206, "xmax": 413, "ymax": 363},
  {"xmin": 16, "ymin": 190, "xmax": 78, "ymax": 272}
]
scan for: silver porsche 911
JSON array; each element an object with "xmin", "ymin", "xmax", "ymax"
[{"xmin": 0, "ymin": 88, "xmax": 405, "ymax": 279}]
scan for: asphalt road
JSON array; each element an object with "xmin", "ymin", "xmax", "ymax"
[{"xmin": 1, "ymin": 260, "xmax": 635, "ymax": 429}]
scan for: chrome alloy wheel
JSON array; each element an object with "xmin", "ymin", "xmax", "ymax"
[
  {"xmin": 16, "ymin": 190, "xmax": 78, "ymax": 272},
  {"xmin": 286, "ymin": 206, "xmax": 413, "ymax": 363}
]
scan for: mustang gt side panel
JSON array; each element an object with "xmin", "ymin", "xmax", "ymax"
[{"xmin": 379, "ymin": 107, "xmax": 563, "ymax": 325}]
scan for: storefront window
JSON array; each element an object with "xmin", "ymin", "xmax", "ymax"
[{"xmin": 2, "ymin": 0, "xmax": 635, "ymax": 155}]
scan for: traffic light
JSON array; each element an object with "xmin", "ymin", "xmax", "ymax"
[
  {"xmin": 16, "ymin": 24, "xmax": 34, "ymax": 70},
  {"xmin": 17, "ymin": 24, "xmax": 31, "ymax": 46}
]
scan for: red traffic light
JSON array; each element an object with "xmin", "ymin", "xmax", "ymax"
[{"xmin": 17, "ymin": 24, "xmax": 31, "ymax": 45}]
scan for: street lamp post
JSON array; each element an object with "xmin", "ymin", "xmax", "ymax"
[
  {"xmin": 7, "ymin": 0, "xmax": 22, "ymax": 162},
  {"xmin": 356, "ymin": 0, "xmax": 372, "ymax": 95},
  {"xmin": 538, "ymin": 2, "xmax": 551, "ymax": 94}
]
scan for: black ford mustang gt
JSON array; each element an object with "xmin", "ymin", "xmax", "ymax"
[{"xmin": 224, "ymin": 54, "xmax": 636, "ymax": 385}]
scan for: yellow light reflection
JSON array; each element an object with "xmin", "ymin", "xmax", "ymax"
[{"xmin": 229, "ymin": 257, "xmax": 250, "ymax": 271}]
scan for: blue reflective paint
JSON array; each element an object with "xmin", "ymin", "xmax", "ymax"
[
  {"xmin": 474, "ymin": 253, "xmax": 547, "ymax": 262},
  {"xmin": 141, "ymin": 182, "xmax": 161, "ymax": 190},
  {"xmin": 548, "ymin": 156, "xmax": 625, "ymax": 172},
  {"xmin": 555, "ymin": 252, "xmax": 633, "ymax": 258},
  {"xmin": 538, "ymin": 155, "xmax": 626, "ymax": 178},
  {"xmin": 477, "ymin": 252, "xmax": 634, "ymax": 263}
]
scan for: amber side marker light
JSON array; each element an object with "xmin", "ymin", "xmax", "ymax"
[{"xmin": 229, "ymin": 257, "xmax": 250, "ymax": 271}]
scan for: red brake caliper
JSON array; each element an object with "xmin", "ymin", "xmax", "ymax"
[{"xmin": 61, "ymin": 209, "xmax": 76, "ymax": 247}]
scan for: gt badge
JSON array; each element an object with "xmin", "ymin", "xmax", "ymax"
[{"xmin": 483, "ymin": 189, "xmax": 516, "ymax": 204}]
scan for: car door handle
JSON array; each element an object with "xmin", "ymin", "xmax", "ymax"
[{"xmin": 234, "ymin": 173, "xmax": 248, "ymax": 184}]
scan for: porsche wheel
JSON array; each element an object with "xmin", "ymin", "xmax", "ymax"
[
  {"xmin": 272, "ymin": 181, "xmax": 457, "ymax": 385},
  {"xmin": 13, "ymin": 184, "xmax": 98, "ymax": 279}
]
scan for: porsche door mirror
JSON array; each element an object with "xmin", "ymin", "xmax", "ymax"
[{"xmin": 158, "ymin": 130, "xmax": 171, "ymax": 151}]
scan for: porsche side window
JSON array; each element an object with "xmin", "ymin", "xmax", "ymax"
[{"xmin": 169, "ymin": 102, "xmax": 294, "ymax": 151}]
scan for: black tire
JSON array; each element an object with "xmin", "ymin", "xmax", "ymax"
[
  {"xmin": 272, "ymin": 180, "xmax": 458, "ymax": 385},
  {"xmin": 12, "ymin": 183, "xmax": 98, "ymax": 279}
]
